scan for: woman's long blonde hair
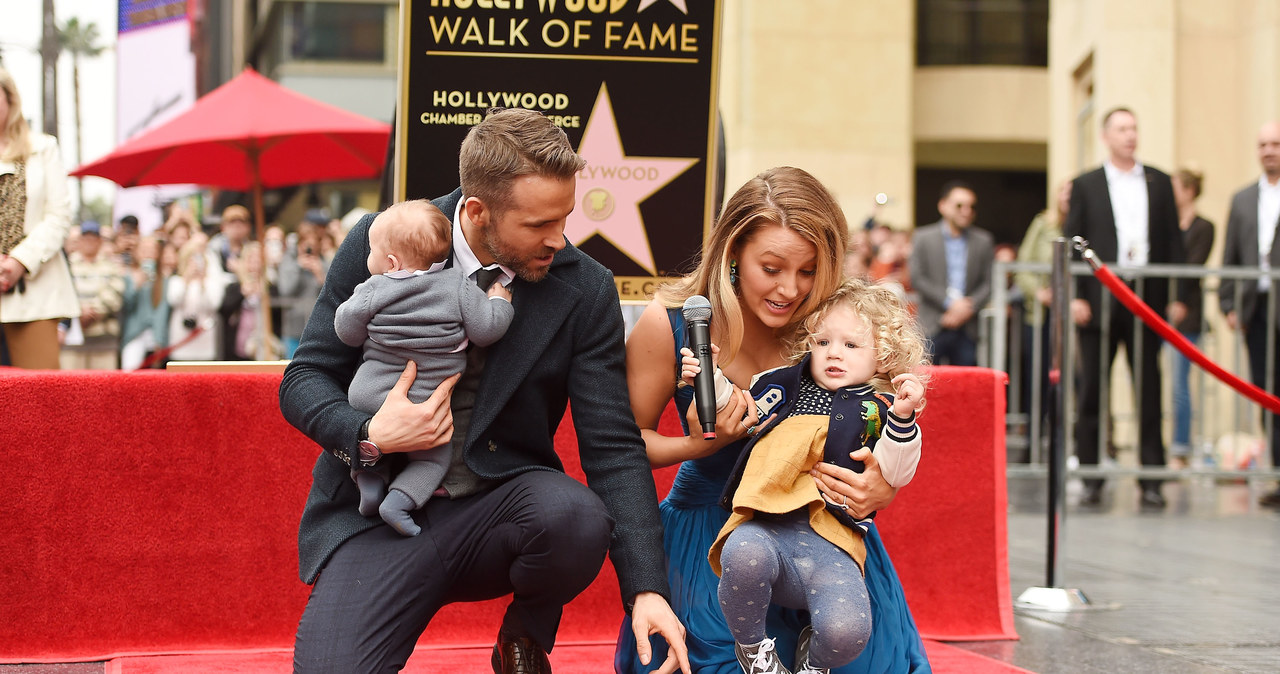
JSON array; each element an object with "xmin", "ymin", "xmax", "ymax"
[
  {"xmin": 655, "ymin": 166, "xmax": 849, "ymax": 365},
  {"xmin": 796, "ymin": 277, "xmax": 931, "ymax": 394},
  {"xmin": 0, "ymin": 67, "xmax": 32, "ymax": 162}
]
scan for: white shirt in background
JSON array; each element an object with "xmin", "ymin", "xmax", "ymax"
[{"xmin": 1104, "ymin": 160, "xmax": 1150, "ymax": 267}]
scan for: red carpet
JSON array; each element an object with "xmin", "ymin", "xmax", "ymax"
[
  {"xmin": 879, "ymin": 366, "xmax": 1017, "ymax": 641},
  {"xmin": 1, "ymin": 365, "xmax": 1013, "ymax": 666},
  {"xmin": 105, "ymin": 641, "xmax": 1029, "ymax": 673}
]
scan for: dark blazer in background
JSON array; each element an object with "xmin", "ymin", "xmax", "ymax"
[
  {"xmin": 909, "ymin": 219, "xmax": 995, "ymax": 339},
  {"xmin": 1219, "ymin": 182, "xmax": 1280, "ymax": 324},
  {"xmin": 1063, "ymin": 165, "xmax": 1186, "ymax": 327},
  {"xmin": 1175, "ymin": 215, "xmax": 1215, "ymax": 333},
  {"xmin": 279, "ymin": 190, "xmax": 669, "ymax": 603}
]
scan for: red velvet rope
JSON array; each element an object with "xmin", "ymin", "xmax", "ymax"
[
  {"xmin": 1088, "ymin": 257, "xmax": 1280, "ymax": 415},
  {"xmin": 132, "ymin": 325, "xmax": 206, "ymax": 371}
]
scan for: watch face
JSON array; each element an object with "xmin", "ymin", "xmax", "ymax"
[{"xmin": 358, "ymin": 440, "xmax": 381, "ymax": 463}]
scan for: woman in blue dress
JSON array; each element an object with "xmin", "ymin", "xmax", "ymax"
[{"xmin": 616, "ymin": 167, "xmax": 931, "ymax": 674}]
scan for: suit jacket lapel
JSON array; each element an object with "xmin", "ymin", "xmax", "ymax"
[
  {"xmin": 930, "ymin": 222, "xmax": 949, "ymax": 281},
  {"xmin": 466, "ymin": 254, "xmax": 581, "ymax": 446},
  {"xmin": 1239, "ymin": 184, "xmax": 1262, "ymax": 266},
  {"xmin": 1093, "ymin": 170, "xmax": 1118, "ymax": 259}
]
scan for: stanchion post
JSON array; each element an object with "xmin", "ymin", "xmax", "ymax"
[
  {"xmin": 1046, "ymin": 237, "xmax": 1068, "ymax": 588},
  {"xmin": 1015, "ymin": 236, "xmax": 1108, "ymax": 612}
]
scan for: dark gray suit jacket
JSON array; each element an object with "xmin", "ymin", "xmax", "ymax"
[
  {"xmin": 1219, "ymin": 182, "xmax": 1280, "ymax": 324},
  {"xmin": 909, "ymin": 220, "xmax": 995, "ymax": 339},
  {"xmin": 279, "ymin": 190, "xmax": 669, "ymax": 605},
  {"xmin": 1063, "ymin": 164, "xmax": 1185, "ymax": 329}
]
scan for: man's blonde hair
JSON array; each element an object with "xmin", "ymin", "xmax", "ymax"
[
  {"xmin": 378, "ymin": 200, "xmax": 452, "ymax": 270},
  {"xmin": 797, "ymin": 277, "xmax": 931, "ymax": 394},
  {"xmin": 458, "ymin": 108, "xmax": 585, "ymax": 215}
]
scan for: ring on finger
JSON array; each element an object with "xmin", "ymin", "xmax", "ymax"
[
  {"xmin": 745, "ymin": 424, "xmax": 759, "ymax": 437},
  {"xmin": 821, "ymin": 491, "xmax": 850, "ymax": 510}
]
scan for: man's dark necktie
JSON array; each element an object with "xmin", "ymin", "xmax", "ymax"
[{"xmin": 474, "ymin": 265, "xmax": 503, "ymax": 291}]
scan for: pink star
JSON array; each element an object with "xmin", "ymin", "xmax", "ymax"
[{"xmin": 568, "ymin": 84, "xmax": 699, "ymax": 274}]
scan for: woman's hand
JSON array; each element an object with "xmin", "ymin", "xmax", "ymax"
[
  {"xmin": 810, "ymin": 448, "xmax": 897, "ymax": 519},
  {"xmin": 681, "ymin": 384, "xmax": 772, "ymax": 460},
  {"xmin": 0, "ymin": 255, "xmax": 26, "ymax": 292}
]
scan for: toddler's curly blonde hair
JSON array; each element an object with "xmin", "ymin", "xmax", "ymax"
[{"xmin": 793, "ymin": 278, "xmax": 931, "ymax": 394}]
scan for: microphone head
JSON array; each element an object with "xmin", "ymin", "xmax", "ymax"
[{"xmin": 682, "ymin": 295, "xmax": 712, "ymax": 322}]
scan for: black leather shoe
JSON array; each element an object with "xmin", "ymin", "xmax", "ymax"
[
  {"xmin": 1259, "ymin": 487, "xmax": 1280, "ymax": 508},
  {"xmin": 1140, "ymin": 488, "xmax": 1166, "ymax": 509},
  {"xmin": 492, "ymin": 636, "xmax": 551, "ymax": 674}
]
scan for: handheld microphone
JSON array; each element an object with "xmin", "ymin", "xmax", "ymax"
[{"xmin": 682, "ymin": 295, "xmax": 717, "ymax": 439}]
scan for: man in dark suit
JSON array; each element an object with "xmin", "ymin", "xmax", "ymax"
[
  {"xmin": 280, "ymin": 109, "xmax": 690, "ymax": 674},
  {"xmin": 1218, "ymin": 120, "xmax": 1280, "ymax": 508},
  {"xmin": 1064, "ymin": 107, "xmax": 1186, "ymax": 510},
  {"xmin": 909, "ymin": 180, "xmax": 995, "ymax": 367}
]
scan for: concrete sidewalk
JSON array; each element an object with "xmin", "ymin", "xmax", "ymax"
[{"xmin": 952, "ymin": 474, "xmax": 1280, "ymax": 673}]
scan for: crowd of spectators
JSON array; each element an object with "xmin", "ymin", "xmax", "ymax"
[{"xmin": 48, "ymin": 201, "xmax": 350, "ymax": 370}]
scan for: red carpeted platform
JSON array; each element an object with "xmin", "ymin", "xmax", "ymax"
[
  {"xmin": 0, "ymin": 365, "xmax": 1013, "ymax": 668},
  {"xmin": 103, "ymin": 640, "xmax": 1032, "ymax": 673}
]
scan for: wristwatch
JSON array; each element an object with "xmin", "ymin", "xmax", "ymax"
[{"xmin": 357, "ymin": 418, "xmax": 382, "ymax": 467}]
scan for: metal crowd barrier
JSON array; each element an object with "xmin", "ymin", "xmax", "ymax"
[{"xmin": 985, "ymin": 258, "xmax": 1280, "ymax": 479}]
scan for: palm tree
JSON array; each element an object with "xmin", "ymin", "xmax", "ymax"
[
  {"xmin": 40, "ymin": 0, "xmax": 59, "ymax": 137},
  {"xmin": 58, "ymin": 17, "xmax": 104, "ymax": 219}
]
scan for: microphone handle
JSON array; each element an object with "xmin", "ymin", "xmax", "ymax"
[{"xmin": 687, "ymin": 318, "xmax": 718, "ymax": 439}]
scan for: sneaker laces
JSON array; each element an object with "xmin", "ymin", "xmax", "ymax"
[
  {"xmin": 794, "ymin": 660, "xmax": 829, "ymax": 674},
  {"xmin": 747, "ymin": 638, "xmax": 783, "ymax": 673}
]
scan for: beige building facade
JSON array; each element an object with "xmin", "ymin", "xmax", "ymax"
[{"xmin": 717, "ymin": 0, "xmax": 1280, "ymax": 458}]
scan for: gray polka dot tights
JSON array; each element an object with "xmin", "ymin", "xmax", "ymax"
[{"xmin": 717, "ymin": 513, "xmax": 872, "ymax": 669}]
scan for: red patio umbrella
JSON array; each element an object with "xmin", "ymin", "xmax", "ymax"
[{"xmin": 72, "ymin": 66, "xmax": 391, "ymax": 359}]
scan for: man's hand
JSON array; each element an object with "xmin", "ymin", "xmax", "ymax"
[
  {"xmin": 1071, "ymin": 298, "xmax": 1092, "ymax": 326},
  {"xmin": 629, "ymin": 592, "xmax": 690, "ymax": 674},
  {"xmin": 811, "ymin": 449, "xmax": 897, "ymax": 519},
  {"xmin": 939, "ymin": 297, "xmax": 974, "ymax": 329},
  {"xmin": 1167, "ymin": 301, "xmax": 1187, "ymax": 326},
  {"xmin": 367, "ymin": 362, "xmax": 458, "ymax": 453},
  {"xmin": 1226, "ymin": 310, "xmax": 1238, "ymax": 331}
]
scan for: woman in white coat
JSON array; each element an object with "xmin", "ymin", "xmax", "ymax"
[{"xmin": 0, "ymin": 67, "xmax": 79, "ymax": 369}]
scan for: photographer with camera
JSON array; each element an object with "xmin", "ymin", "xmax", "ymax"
[
  {"xmin": 277, "ymin": 210, "xmax": 331, "ymax": 358},
  {"xmin": 165, "ymin": 232, "xmax": 227, "ymax": 362}
]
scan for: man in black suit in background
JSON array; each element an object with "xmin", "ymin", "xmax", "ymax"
[
  {"xmin": 280, "ymin": 108, "xmax": 690, "ymax": 674},
  {"xmin": 1218, "ymin": 120, "xmax": 1280, "ymax": 508},
  {"xmin": 1064, "ymin": 107, "xmax": 1186, "ymax": 509}
]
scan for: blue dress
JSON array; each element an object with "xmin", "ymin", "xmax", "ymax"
[{"xmin": 614, "ymin": 309, "xmax": 931, "ymax": 674}]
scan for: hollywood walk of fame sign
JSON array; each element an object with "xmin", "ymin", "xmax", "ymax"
[{"xmin": 394, "ymin": 0, "xmax": 722, "ymax": 300}]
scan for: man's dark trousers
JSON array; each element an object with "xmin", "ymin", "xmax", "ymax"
[
  {"xmin": 1245, "ymin": 304, "xmax": 1280, "ymax": 468},
  {"xmin": 293, "ymin": 470, "xmax": 614, "ymax": 672},
  {"xmin": 1075, "ymin": 308, "xmax": 1166, "ymax": 492}
]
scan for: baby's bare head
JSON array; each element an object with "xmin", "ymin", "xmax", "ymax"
[{"xmin": 370, "ymin": 200, "xmax": 452, "ymax": 272}]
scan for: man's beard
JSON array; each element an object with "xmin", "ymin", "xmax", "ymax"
[{"xmin": 481, "ymin": 226, "xmax": 556, "ymax": 282}]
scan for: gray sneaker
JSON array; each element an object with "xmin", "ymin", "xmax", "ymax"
[
  {"xmin": 792, "ymin": 626, "xmax": 830, "ymax": 674},
  {"xmin": 734, "ymin": 637, "xmax": 792, "ymax": 674}
]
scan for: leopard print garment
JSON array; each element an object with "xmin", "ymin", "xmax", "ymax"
[{"xmin": 0, "ymin": 160, "xmax": 27, "ymax": 255}]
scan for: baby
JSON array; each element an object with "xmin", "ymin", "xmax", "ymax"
[
  {"xmin": 690, "ymin": 278, "xmax": 929, "ymax": 674},
  {"xmin": 335, "ymin": 199, "xmax": 513, "ymax": 536}
]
